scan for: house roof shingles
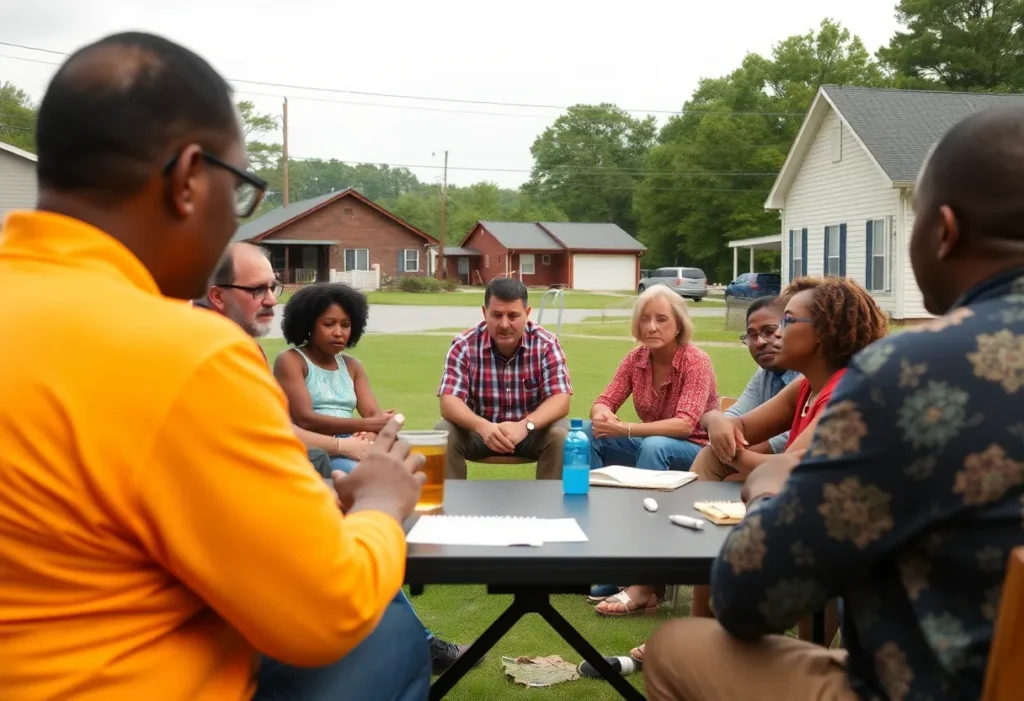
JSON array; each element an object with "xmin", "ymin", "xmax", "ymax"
[
  {"xmin": 823, "ymin": 85, "xmax": 1024, "ymax": 183},
  {"xmin": 540, "ymin": 222, "xmax": 646, "ymax": 251},
  {"xmin": 478, "ymin": 221, "xmax": 646, "ymax": 252},
  {"xmin": 479, "ymin": 221, "xmax": 563, "ymax": 250},
  {"xmin": 232, "ymin": 192, "xmax": 335, "ymax": 243}
]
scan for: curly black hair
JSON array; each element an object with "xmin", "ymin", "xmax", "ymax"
[
  {"xmin": 781, "ymin": 276, "xmax": 889, "ymax": 369},
  {"xmin": 281, "ymin": 283, "xmax": 369, "ymax": 348}
]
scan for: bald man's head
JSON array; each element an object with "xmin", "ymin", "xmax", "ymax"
[
  {"xmin": 911, "ymin": 105, "xmax": 1024, "ymax": 314},
  {"xmin": 36, "ymin": 32, "xmax": 238, "ymax": 198}
]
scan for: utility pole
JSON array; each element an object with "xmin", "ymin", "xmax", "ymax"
[
  {"xmin": 436, "ymin": 150, "xmax": 448, "ymax": 280},
  {"xmin": 282, "ymin": 97, "xmax": 289, "ymax": 207}
]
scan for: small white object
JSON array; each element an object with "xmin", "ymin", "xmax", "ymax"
[
  {"xmin": 643, "ymin": 497, "xmax": 658, "ymax": 512},
  {"xmin": 669, "ymin": 514, "xmax": 705, "ymax": 530}
]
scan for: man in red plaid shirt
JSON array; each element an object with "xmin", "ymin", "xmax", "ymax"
[{"xmin": 435, "ymin": 278, "xmax": 572, "ymax": 479}]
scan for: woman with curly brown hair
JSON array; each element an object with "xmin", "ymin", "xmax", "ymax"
[{"xmin": 613, "ymin": 277, "xmax": 888, "ymax": 671}]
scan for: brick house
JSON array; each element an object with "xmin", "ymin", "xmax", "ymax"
[
  {"xmin": 233, "ymin": 188, "xmax": 437, "ymax": 284},
  {"xmin": 436, "ymin": 221, "xmax": 646, "ymax": 291}
]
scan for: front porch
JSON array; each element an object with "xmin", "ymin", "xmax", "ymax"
[
  {"xmin": 727, "ymin": 234, "xmax": 782, "ymax": 280},
  {"xmin": 262, "ymin": 240, "xmax": 332, "ymax": 284}
]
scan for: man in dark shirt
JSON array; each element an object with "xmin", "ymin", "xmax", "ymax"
[{"xmin": 643, "ymin": 106, "xmax": 1024, "ymax": 699}]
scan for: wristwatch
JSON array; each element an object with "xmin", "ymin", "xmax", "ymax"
[{"xmin": 525, "ymin": 419, "xmax": 536, "ymax": 433}]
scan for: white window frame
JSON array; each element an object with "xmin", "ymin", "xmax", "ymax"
[
  {"xmin": 869, "ymin": 219, "xmax": 888, "ymax": 292},
  {"xmin": 344, "ymin": 248, "xmax": 369, "ymax": 271},
  {"xmin": 403, "ymin": 248, "xmax": 420, "ymax": 272},
  {"xmin": 792, "ymin": 231, "xmax": 803, "ymax": 278},
  {"xmin": 825, "ymin": 225, "xmax": 841, "ymax": 276},
  {"xmin": 519, "ymin": 253, "xmax": 536, "ymax": 275}
]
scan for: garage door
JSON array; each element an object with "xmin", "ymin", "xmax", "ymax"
[{"xmin": 572, "ymin": 254, "xmax": 636, "ymax": 291}]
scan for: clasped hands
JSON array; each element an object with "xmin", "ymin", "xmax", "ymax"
[
  {"xmin": 477, "ymin": 419, "xmax": 530, "ymax": 454},
  {"xmin": 705, "ymin": 414, "xmax": 804, "ymax": 503},
  {"xmin": 591, "ymin": 409, "xmax": 628, "ymax": 438}
]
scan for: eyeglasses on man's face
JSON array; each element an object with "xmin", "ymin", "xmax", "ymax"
[
  {"xmin": 739, "ymin": 325, "xmax": 779, "ymax": 345},
  {"xmin": 218, "ymin": 282, "xmax": 283, "ymax": 300},
  {"xmin": 163, "ymin": 150, "xmax": 268, "ymax": 218}
]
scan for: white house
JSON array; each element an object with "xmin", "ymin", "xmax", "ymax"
[
  {"xmin": 0, "ymin": 140, "xmax": 37, "ymax": 222},
  {"xmin": 763, "ymin": 85, "xmax": 1024, "ymax": 320}
]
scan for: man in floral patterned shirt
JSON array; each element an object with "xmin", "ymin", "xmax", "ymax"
[{"xmin": 642, "ymin": 107, "xmax": 1024, "ymax": 699}]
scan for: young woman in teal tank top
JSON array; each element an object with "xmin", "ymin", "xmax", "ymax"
[{"xmin": 273, "ymin": 284, "xmax": 394, "ymax": 472}]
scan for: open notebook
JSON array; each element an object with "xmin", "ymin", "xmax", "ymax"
[
  {"xmin": 405, "ymin": 515, "xmax": 588, "ymax": 547},
  {"xmin": 589, "ymin": 465, "xmax": 698, "ymax": 491}
]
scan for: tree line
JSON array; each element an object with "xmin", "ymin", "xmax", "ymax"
[{"xmin": 3, "ymin": 1, "xmax": 1022, "ymax": 282}]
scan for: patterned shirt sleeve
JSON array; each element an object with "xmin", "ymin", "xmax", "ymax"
[
  {"xmin": 539, "ymin": 337, "xmax": 572, "ymax": 399},
  {"xmin": 710, "ymin": 338, "xmax": 977, "ymax": 640},
  {"xmin": 594, "ymin": 351, "xmax": 635, "ymax": 413},
  {"xmin": 674, "ymin": 350, "xmax": 717, "ymax": 428},
  {"xmin": 437, "ymin": 338, "xmax": 470, "ymax": 401},
  {"xmin": 724, "ymin": 370, "xmax": 763, "ymax": 418}
]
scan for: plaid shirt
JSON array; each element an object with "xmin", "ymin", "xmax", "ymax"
[
  {"xmin": 437, "ymin": 321, "xmax": 572, "ymax": 423},
  {"xmin": 595, "ymin": 342, "xmax": 718, "ymax": 445}
]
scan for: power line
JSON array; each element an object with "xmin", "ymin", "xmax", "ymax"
[
  {"xmin": 287, "ymin": 155, "xmax": 777, "ymax": 177},
  {"xmin": 0, "ymin": 40, "xmax": 806, "ymax": 117}
]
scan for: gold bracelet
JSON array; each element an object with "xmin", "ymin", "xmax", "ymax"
[
  {"xmin": 335, "ymin": 437, "xmax": 342, "ymax": 455},
  {"xmin": 628, "ymin": 423, "xmax": 632, "ymax": 438}
]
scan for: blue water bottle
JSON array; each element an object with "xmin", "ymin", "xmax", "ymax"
[{"xmin": 562, "ymin": 418, "xmax": 591, "ymax": 495}]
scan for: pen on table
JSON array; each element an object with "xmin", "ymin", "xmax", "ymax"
[{"xmin": 669, "ymin": 514, "xmax": 704, "ymax": 530}]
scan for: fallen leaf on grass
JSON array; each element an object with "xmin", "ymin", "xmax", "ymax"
[{"xmin": 501, "ymin": 655, "xmax": 579, "ymax": 687}]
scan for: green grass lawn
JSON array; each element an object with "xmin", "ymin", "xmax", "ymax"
[
  {"xmin": 553, "ymin": 316, "xmax": 742, "ymax": 344},
  {"xmin": 259, "ymin": 334, "xmax": 754, "ymax": 699},
  {"xmin": 279, "ymin": 288, "xmax": 726, "ymax": 309}
]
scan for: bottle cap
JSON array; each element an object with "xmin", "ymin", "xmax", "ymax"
[{"xmin": 570, "ymin": 418, "xmax": 583, "ymax": 429}]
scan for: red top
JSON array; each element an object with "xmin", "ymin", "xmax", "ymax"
[
  {"xmin": 784, "ymin": 368, "xmax": 847, "ymax": 450},
  {"xmin": 595, "ymin": 343, "xmax": 719, "ymax": 445}
]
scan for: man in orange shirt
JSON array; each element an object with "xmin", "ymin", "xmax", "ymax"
[{"xmin": 0, "ymin": 31, "xmax": 430, "ymax": 701}]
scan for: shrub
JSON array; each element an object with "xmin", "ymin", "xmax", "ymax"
[
  {"xmin": 442, "ymin": 276, "xmax": 461, "ymax": 292},
  {"xmin": 397, "ymin": 275, "xmax": 443, "ymax": 293}
]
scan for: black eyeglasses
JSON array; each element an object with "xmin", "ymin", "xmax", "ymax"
[
  {"xmin": 779, "ymin": 314, "xmax": 814, "ymax": 331},
  {"xmin": 218, "ymin": 282, "xmax": 283, "ymax": 299},
  {"xmin": 739, "ymin": 325, "xmax": 779, "ymax": 345},
  {"xmin": 163, "ymin": 151, "xmax": 268, "ymax": 218}
]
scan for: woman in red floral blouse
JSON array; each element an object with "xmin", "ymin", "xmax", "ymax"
[{"xmin": 584, "ymin": 284, "xmax": 719, "ymax": 616}]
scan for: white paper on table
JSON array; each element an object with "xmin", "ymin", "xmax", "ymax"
[{"xmin": 405, "ymin": 516, "xmax": 588, "ymax": 546}]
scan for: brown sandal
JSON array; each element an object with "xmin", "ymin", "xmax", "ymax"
[
  {"xmin": 595, "ymin": 590, "xmax": 660, "ymax": 617},
  {"xmin": 629, "ymin": 644, "xmax": 645, "ymax": 663}
]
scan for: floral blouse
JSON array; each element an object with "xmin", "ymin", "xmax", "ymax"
[{"xmin": 710, "ymin": 268, "xmax": 1024, "ymax": 700}]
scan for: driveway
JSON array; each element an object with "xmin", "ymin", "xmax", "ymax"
[{"xmin": 264, "ymin": 304, "xmax": 723, "ymax": 338}]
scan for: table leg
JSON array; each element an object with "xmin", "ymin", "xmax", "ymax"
[
  {"xmin": 812, "ymin": 609, "xmax": 826, "ymax": 646},
  {"xmin": 429, "ymin": 589, "xmax": 645, "ymax": 701}
]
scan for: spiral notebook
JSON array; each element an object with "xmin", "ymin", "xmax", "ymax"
[{"xmin": 405, "ymin": 515, "xmax": 588, "ymax": 547}]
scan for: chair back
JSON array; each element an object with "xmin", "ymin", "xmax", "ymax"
[{"xmin": 982, "ymin": 546, "xmax": 1024, "ymax": 700}]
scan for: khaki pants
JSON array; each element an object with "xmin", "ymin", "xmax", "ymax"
[
  {"xmin": 689, "ymin": 445, "xmax": 742, "ymax": 481},
  {"xmin": 433, "ymin": 419, "xmax": 568, "ymax": 480},
  {"xmin": 643, "ymin": 618, "xmax": 858, "ymax": 701}
]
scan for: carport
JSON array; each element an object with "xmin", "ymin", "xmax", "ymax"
[{"xmin": 727, "ymin": 234, "xmax": 782, "ymax": 280}]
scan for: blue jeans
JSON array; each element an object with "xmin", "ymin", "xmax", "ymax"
[
  {"xmin": 581, "ymin": 420, "xmax": 702, "ymax": 471},
  {"xmin": 255, "ymin": 598, "xmax": 431, "ymax": 701}
]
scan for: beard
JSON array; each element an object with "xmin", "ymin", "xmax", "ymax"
[{"xmin": 225, "ymin": 305, "xmax": 273, "ymax": 339}]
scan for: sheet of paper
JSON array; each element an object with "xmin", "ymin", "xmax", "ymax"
[{"xmin": 405, "ymin": 516, "xmax": 588, "ymax": 546}]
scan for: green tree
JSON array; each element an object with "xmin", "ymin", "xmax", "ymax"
[
  {"xmin": 878, "ymin": 0, "xmax": 1024, "ymax": 91},
  {"xmin": 525, "ymin": 104, "xmax": 656, "ymax": 233},
  {"xmin": 0, "ymin": 82, "xmax": 38, "ymax": 152},
  {"xmin": 634, "ymin": 19, "xmax": 884, "ymax": 282},
  {"xmin": 238, "ymin": 100, "xmax": 282, "ymax": 172}
]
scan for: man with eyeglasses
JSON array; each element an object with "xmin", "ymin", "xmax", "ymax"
[
  {"xmin": 0, "ymin": 32, "xmax": 429, "ymax": 701},
  {"xmin": 690, "ymin": 295, "xmax": 800, "ymax": 481}
]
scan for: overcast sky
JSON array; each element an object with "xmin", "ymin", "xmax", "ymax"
[{"xmin": 1, "ymin": 0, "xmax": 901, "ymax": 188}]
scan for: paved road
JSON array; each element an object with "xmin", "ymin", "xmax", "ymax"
[{"xmin": 264, "ymin": 303, "xmax": 723, "ymax": 338}]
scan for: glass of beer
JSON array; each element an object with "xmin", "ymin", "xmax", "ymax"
[{"xmin": 398, "ymin": 429, "xmax": 447, "ymax": 512}]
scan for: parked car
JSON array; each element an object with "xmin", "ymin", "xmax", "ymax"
[
  {"xmin": 637, "ymin": 266, "xmax": 708, "ymax": 301},
  {"xmin": 724, "ymin": 272, "xmax": 782, "ymax": 300}
]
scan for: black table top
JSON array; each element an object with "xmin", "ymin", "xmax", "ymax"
[{"xmin": 404, "ymin": 480, "xmax": 742, "ymax": 586}]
